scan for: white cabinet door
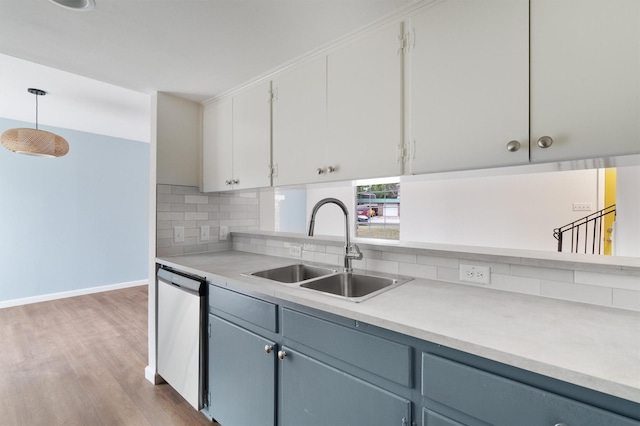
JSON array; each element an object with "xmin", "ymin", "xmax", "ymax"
[
  {"xmin": 409, "ymin": 0, "xmax": 529, "ymax": 174},
  {"xmin": 202, "ymin": 98, "xmax": 233, "ymax": 192},
  {"xmin": 530, "ymin": 0, "xmax": 640, "ymax": 162},
  {"xmin": 272, "ymin": 57, "xmax": 328, "ymax": 186},
  {"xmin": 232, "ymin": 81, "xmax": 272, "ymax": 190},
  {"xmin": 327, "ymin": 22, "xmax": 404, "ymax": 181}
]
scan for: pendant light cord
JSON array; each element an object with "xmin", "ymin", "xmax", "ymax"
[{"xmin": 35, "ymin": 93, "xmax": 39, "ymax": 130}]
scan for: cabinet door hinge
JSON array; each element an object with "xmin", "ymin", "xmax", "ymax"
[
  {"xmin": 208, "ymin": 322, "xmax": 211, "ymax": 338},
  {"xmin": 397, "ymin": 31, "xmax": 411, "ymax": 55},
  {"xmin": 269, "ymin": 86, "xmax": 278, "ymax": 103},
  {"xmin": 269, "ymin": 164, "xmax": 278, "ymax": 178},
  {"xmin": 397, "ymin": 142, "xmax": 407, "ymax": 163}
]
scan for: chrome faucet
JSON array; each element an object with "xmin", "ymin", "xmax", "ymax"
[{"xmin": 308, "ymin": 198, "xmax": 363, "ymax": 273}]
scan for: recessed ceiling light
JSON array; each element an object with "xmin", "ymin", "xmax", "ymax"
[{"xmin": 48, "ymin": 0, "xmax": 95, "ymax": 11}]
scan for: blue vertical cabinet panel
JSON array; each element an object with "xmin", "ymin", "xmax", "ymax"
[
  {"xmin": 209, "ymin": 315, "xmax": 276, "ymax": 426},
  {"xmin": 279, "ymin": 346, "xmax": 411, "ymax": 426}
]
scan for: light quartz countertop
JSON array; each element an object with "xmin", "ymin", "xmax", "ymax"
[{"xmin": 157, "ymin": 250, "xmax": 640, "ymax": 404}]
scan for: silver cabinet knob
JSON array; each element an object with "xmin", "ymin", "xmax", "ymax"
[
  {"xmin": 232, "ymin": 179, "xmax": 239, "ymax": 185},
  {"xmin": 316, "ymin": 168, "xmax": 325, "ymax": 175},
  {"xmin": 537, "ymin": 136, "xmax": 553, "ymax": 148},
  {"xmin": 506, "ymin": 140, "xmax": 521, "ymax": 152},
  {"xmin": 264, "ymin": 345, "xmax": 273, "ymax": 354},
  {"xmin": 277, "ymin": 350, "xmax": 286, "ymax": 360},
  {"xmin": 326, "ymin": 166, "xmax": 335, "ymax": 173},
  {"xmin": 225, "ymin": 180, "xmax": 231, "ymax": 185}
]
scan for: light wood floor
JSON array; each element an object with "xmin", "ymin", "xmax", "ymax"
[{"xmin": 0, "ymin": 286, "xmax": 218, "ymax": 426}]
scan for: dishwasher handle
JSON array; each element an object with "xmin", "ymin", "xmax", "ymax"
[{"xmin": 157, "ymin": 266, "xmax": 204, "ymax": 294}]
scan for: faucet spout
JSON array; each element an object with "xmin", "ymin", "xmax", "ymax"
[{"xmin": 308, "ymin": 198, "xmax": 363, "ymax": 273}]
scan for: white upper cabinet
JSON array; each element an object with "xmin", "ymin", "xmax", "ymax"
[
  {"xmin": 232, "ymin": 81, "xmax": 272, "ymax": 190},
  {"xmin": 409, "ymin": 0, "xmax": 529, "ymax": 174},
  {"xmin": 326, "ymin": 22, "xmax": 405, "ymax": 181},
  {"xmin": 202, "ymin": 81, "xmax": 272, "ymax": 192},
  {"xmin": 530, "ymin": 0, "xmax": 640, "ymax": 162},
  {"xmin": 202, "ymin": 98, "xmax": 233, "ymax": 193},
  {"xmin": 272, "ymin": 57, "xmax": 328, "ymax": 186}
]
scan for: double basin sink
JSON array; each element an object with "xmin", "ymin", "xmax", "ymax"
[{"xmin": 245, "ymin": 264, "xmax": 412, "ymax": 302}]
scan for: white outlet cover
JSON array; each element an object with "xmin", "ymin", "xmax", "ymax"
[
  {"xmin": 200, "ymin": 225, "xmax": 210, "ymax": 241},
  {"xmin": 174, "ymin": 226, "xmax": 185, "ymax": 243},
  {"xmin": 459, "ymin": 264, "xmax": 490, "ymax": 285},
  {"xmin": 219, "ymin": 225, "xmax": 229, "ymax": 241}
]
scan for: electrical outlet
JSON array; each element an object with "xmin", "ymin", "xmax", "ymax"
[
  {"xmin": 572, "ymin": 203, "xmax": 592, "ymax": 212},
  {"xmin": 200, "ymin": 225, "xmax": 210, "ymax": 241},
  {"xmin": 289, "ymin": 245, "xmax": 302, "ymax": 258},
  {"xmin": 459, "ymin": 264, "xmax": 490, "ymax": 285},
  {"xmin": 219, "ymin": 225, "xmax": 229, "ymax": 241},
  {"xmin": 174, "ymin": 226, "xmax": 185, "ymax": 243}
]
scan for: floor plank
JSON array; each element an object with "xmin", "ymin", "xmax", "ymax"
[{"xmin": 0, "ymin": 286, "xmax": 217, "ymax": 426}]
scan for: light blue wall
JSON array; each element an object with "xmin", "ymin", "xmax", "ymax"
[{"xmin": 0, "ymin": 118, "xmax": 149, "ymax": 302}]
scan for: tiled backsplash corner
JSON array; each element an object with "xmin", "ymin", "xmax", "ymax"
[
  {"xmin": 232, "ymin": 233, "xmax": 640, "ymax": 312},
  {"xmin": 156, "ymin": 185, "xmax": 259, "ymax": 257}
]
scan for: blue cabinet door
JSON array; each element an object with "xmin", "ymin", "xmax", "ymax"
[
  {"xmin": 209, "ymin": 314, "xmax": 276, "ymax": 426},
  {"xmin": 279, "ymin": 346, "xmax": 411, "ymax": 426}
]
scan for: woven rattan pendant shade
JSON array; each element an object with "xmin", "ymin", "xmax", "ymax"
[
  {"xmin": 1, "ymin": 128, "xmax": 69, "ymax": 157},
  {"xmin": 1, "ymin": 88, "xmax": 69, "ymax": 158}
]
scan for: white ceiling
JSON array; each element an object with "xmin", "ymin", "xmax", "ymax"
[{"xmin": 0, "ymin": 0, "xmax": 414, "ymax": 103}]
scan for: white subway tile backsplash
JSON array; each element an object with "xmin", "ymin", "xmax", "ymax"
[
  {"xmin": 157, "ymin": 212, "xmax": 184, "ymax": 221},
  {"xmin": 574, "ymin": 270, "xmax": 640, "ymax": 291},
  {"xmin": 171, "ymin": 203, "xmax": 198, "ymax": 212},
  {"xmin": 417, "ymin": 255, "xmax": 459, "ymax": 269},
  {"xmin": 185, "ymin": 212, "xmax": 209, "ymax": 221},
  {"xmin": 382, "ymin": 251, "xmax": 417, "ymax": 264},
  {"xmin": 540, "ymin": 280, "xmax": 612, "ymax": 306},
  {"xmin": 171, "ymin": 186, "xmax": 200, "ymax": 195},
  {"xmin": 157, "ymin": 185, "xmax": 261, "ymax": 256},
  {"xmin": 156, "ymin": 203, "xmax": 172, "ymax": 212},
  {"xmin": 157, "ymin": 185, "xmax": 172, "ymax": 194},
  {"xmin": 399, "ymin": 262, "xmax": 437, "ymax": 280},
  {"xmin": 157, "ymin": 194, "xmax": 185, "ymax": 203},
  {"xmin": 436, "ymin": 266, "xmax": 465, "ymax": 284},
  {"xmin": 313, "ymin": 252, "xmax": 341, "ymax": 266},
  {"xmin": 185, "ymin": 195, "xmax": 210, "ymax": 204},
  {"xmin": 364, "ymin": 258, "xmax": 399, "ymax": 275},
  {"xmin": 490, "ymin": 274, "xmax": 541, "ymax": 296},
  {"xmin": 612, "ymin": 289, "xmax": 640, "ymax": 311},
  {"xmin": 511, "ymin": 265, "xmax": 574, "ymax": 283}
]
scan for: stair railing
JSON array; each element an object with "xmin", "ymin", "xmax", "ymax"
[{"xmin": 553, "ymin": 205, "xmax": 616, "ymax": 254}]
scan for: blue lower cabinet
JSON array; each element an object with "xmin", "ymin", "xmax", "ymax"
[
  {"xmin": 423, "ymin": 408, "xmax": 464, "ymax": 426},
  {"xmin": 208, "ymin": 315, "xmax": 276, "ymax": 426},
  {"xmin": 422, "ymin": 353, "xmax": 640, "ymax": 426},
  {"xmin": 278, "ymin": 346, "xmax": 411, "ymax": 426}
]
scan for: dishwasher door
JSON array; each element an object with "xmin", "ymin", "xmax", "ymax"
[{"xmin": 157, "ymin": 266, "xmax": 206, "ymax": 410}]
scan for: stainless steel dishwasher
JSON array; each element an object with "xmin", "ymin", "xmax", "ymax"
[{"xmin": 156, "ymin": 265, "xmax": 206, "ymax": 410}]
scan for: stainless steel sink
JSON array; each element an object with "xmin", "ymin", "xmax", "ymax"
[
  {"xmin": 247, "ymin": 264, "xmax": 337, "ymax": 284},
  {"xmin": 300, "ymin": 272, "xmax": 412, "ymax": 302}
]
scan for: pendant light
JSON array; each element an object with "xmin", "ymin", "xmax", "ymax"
[{"xmin": 1, "ymin": 88, "xmax": 69, "ymax": 157}]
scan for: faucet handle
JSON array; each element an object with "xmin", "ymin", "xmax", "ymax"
[{"xmin": 349, "ymin": 244, "xmax": 363, "ymax": 260}]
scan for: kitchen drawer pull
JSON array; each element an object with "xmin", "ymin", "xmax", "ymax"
[
  {"xmin": 264, "ymin": 345, "xmax": 273, "ymax": 354},
  {"xmin": 278, "ymin": 350, "xmax": 287, "ymax": 360}
]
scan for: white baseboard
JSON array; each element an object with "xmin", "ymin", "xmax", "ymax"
[
  {"xmin": 0, "ymin": 279, "xmax": 148, "ymax": 309},
  {"xmin": 145, "ymin": 365, "xmax": 165, "ymax": 385}
]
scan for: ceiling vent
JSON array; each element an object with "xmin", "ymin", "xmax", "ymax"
[{"xmin": 48, "ymin": 0, "xmax": 95, "ymax": 11}]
